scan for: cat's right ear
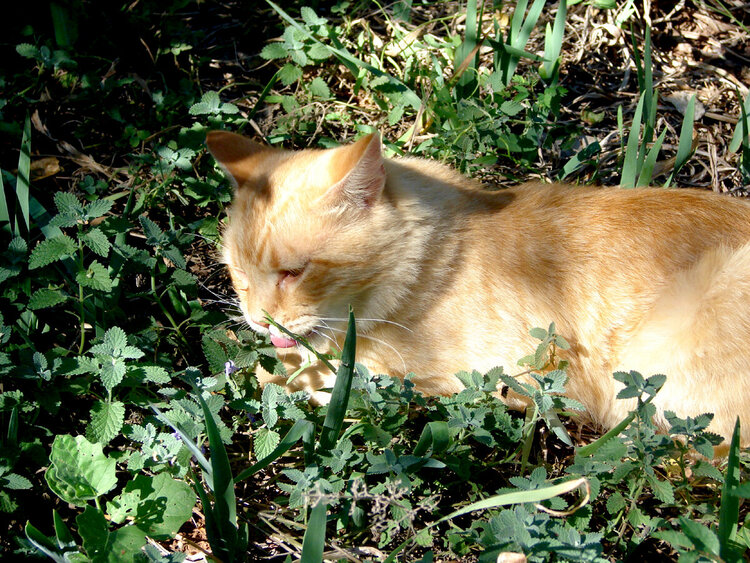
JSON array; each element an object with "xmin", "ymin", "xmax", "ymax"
[{"xmin": 205, "ymin": 131, "xmax": 272, "ymax": 189}]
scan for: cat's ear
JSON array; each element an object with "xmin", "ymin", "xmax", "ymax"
[
  {"xmin": 327, "ymin": 133, "xmax": 386, "ymax": 209},
  {"xmin": 205, "ymin": 130, "xmax": 274, "ymax": 189}
]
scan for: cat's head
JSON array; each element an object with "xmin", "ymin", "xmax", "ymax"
[{"xmin": 207, "ymin": 130, "xmax": 410, "ymax": 350}]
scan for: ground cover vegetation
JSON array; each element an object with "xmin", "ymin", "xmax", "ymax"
[{"xmin": 1, "ymin": 0, "xmax": 750, "ymax": 560}]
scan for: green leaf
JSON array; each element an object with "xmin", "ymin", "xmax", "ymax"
[
  {"xmin": 100, "ymin": 359, "xmax": 126, "ymax": 392},
  {"xmin": 260, "ymin": 42, "xmax": 289, "ymax": 60},
  {"xmin": 139, "ymin": 215, "xmax": 164, "ymax": 245},
  {"xmin": 646, "ymin": 474, "xmax": 675, "ymax": 504},
  {"xmin": 106, "ymin": 473, "xmax": 196, "ymax": 540},
  {"xmin": 309, "ymin": 77, "xmax": 330, "ymax": 99},
  {"xmin": 2, "ymin": 473, "xmax": 32, "ymax": 489},
  {"xmin": 84, "ymin": 199, "xmax": 113, "ymax": 220},
  {"xmin": 718, "ymin": 417, "xmax": 742, "ymax": 558},
  {"xmin": 75, "ymin": 260, "xmax": 112, "ymax": 292},
  {"xmin": 133, "ymin": 365, "xmax": 170, "ymax": 384},
  {"xmin": 300, "ymin": 500, "xmax": 327, "ymax": 563},
  {"xmin": 28, "ymin": 235, "xmax": 77, "ymax": 269},
  {"xmin": 679, "ymin": 516, "xmax": 720, "ymax": 555},
  {"xmin": 54, "ymin": 191, "xmax": 84, "ymax": 215},
  {"xmin": 82, "ymin": 228, "xmax": 111, "ymax": 257},
  {"xmin": 319, "ymin": 308, "xmax": 357, "ymax": 451},
  {"xmin": 28, "ymin": 288, "xmax": 68, "ymax": 310},
  {"xmin": 45, "ymin": 435, "xmax": 117, "ymax": 506},
  {"xmin": 87, "ymin": 401, "xmax": 125, "ymax": 444},
  {"xmin": 278, "ymin": 63, "xmax": 303, "ymax": 86},
  {"xmin": 77, "ymin": 505, "xmax": 147, "ymax": 563},
  {"xmin": 254, "ymin": 427, "xmax": 280, "ymax": 461}
]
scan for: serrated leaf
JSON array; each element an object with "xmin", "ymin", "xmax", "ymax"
[
  {"xmin": 139, "ymin": 215, "xmax": 164, "ymax": 245},
  {"xmin": 87, "ymin": 400, "xmax": 125, "ymax": 444},
  {"xmin": 2, "ymin": 473, "xmax": 33, "ymax": 490},
  {"xmin": 606, "ymin": 492, "xmax": 626, "ymax": 514},
  {"xmin": 28, "ymin": 288, "xmax": 68, "ymax": 310},
  {"xmin": 679, "ymin": 516, "xmax": 720, "ymax": 554},
  {"xmin": 133, "ymin": 365, "xmax": 170, "ymax": 384},
  {"xmin": 260, "ymin": 42, "xmax": 289, "ymax": 60},
  {"xmin": 28, "ymin": 235, "xmax": 77, "ymax": 269},
  {"xmin": 500, "ymin": 100, "xmax": 524, "ymax": 116},
  {"xmin": 254, "ymin": 427, "xmax": 280, "ymax": 460},
  {"xmin": 84, "ymin": 199, "xmax": 113, "ymax": 220},
  {"xmin": 101, "ymin": 326, "xmax": 127, "ymax": 352},
  {"xmin": 646, "ymin": 474, "xmax": 675, "ymax": 504},
  {"xmin": 307, "ymin": 42, "xmax": 331, "ymax": 61},
  {"xmin": 75, "ymin": 260, "xmax": 112, "ymax": 291},
  {"xmin": 278, "ymin": 63, "xmax": 302, "ymax": 86},
  {"xmin": 203, "ymin": 336, "xmax": 227, "ymax": 373},
  {"xmin": 54, "ymin": 192, "xmax": 84, "ymax": 215},
  {"xmin": 16, "ymin": 43, "xmax": 40, "ymax": 58},
  {"xmin": 82, "ymin": 228, "xmax": 111, "ymax": 257},
  {"xmin": 309, "ymin": 77, "xmax": 330, "ymax": 99},
  {"xmin": 100, "ymin": 359, "xmax": 126, "ymax": 392}
]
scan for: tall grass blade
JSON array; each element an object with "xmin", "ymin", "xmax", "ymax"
[
  {"xmin": 636, "ymin": 128, "xmax": 668, "ymax": 186},
  {"xmin": 0, "ymin": 171, "xmax": 10, "ymax": 233},
  {"xmin": 455, "ymin": 0, "xmax": 479, "ymax": 96},
  {"xmin": 577, "ymin": 394, "xmax": 658, "ymax": 457},
  {"xmin": 621, "ymin": 95, "xmax": 646, "ymax": 188},
  {"xmin": 193, "ymin": 388, "xmax": 240, "ymax": 555},
  {"xmin": 234, "ymin": 419, "xmax": 315, "ymax": 482},
  {"xmin": 15, "ymin": 115, "xmax": 31, "ymax": 237},
  {"xmin": 152, "ymin": 406, "xmax": 211, "ymax": 472},
  {"xmin": 666, "ymin": 94, "xmax": 696, "ymax": 186},
  {"xmin": 319, "ymin": 308, "xmax": 357, "ymax": 451},
  {"xmin": 718, "ymin": 417, "xmax": 741, "ymax": 559},
  {"xmin": 384, "ymin": 477, "xmax": 589, "ymax": 562},
  {"xmin": 300, "ymin": 500, "xmax": 328, "ymax": 563},
  {"xmin": 728, "ymin": 90, "xmax": 750, "ymax": 153},
  {"xmin": 540, "ymin": 0, "xmax": 567, "ymax": 83},
  {"xmin": 413, "ymin": 421, "xmax": 451, "ymax": 457}
]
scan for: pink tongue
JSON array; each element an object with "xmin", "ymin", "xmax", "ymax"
[{"xmin": 271, "ymin": 334, "xmax": 298, "ymax": 348}]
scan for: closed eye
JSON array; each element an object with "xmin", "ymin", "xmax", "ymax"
[{"xmin": 277, "ymin": 262, "xmax": 308, "ymax": 287}]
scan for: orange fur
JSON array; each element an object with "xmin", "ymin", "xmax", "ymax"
[{"xmin": 207, "ymin": 130, "xmax": 750, "ymax": 444}]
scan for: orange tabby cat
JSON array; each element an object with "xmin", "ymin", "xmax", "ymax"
[{"xmin": 207, "ymin": 130, "xmax": 750, "ymax": 444}]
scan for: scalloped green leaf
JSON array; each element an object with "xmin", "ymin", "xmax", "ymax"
[
  {"xmin": 29, "ymin": 235, "xmax": 77, "ymax": 269},
  {"xmin": 76, "ymin": 260, "xmax": 112, "ymax": 291},
  {"xmin": 28, "ymin": 288, "xmax": 69, "ymax": 310},
  {"xmin": 87, "ymin": 400, "xmax": 125, "ymax": 445},
  {"xmin": 82, "ymin": 228, "xmax": 111, "ymax": 257}
]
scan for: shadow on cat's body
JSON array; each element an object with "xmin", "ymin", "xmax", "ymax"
[{"xmin": 207, "ymin": 130, "xmax": 750, "ymax": 445}]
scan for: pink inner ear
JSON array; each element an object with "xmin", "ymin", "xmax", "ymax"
[{"xmin": 329, "ymin": 133, "xmax": 386, "ymax": 209}]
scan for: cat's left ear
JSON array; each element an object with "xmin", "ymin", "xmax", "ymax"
[{"xmin": 327, "ymin": 133, "xmax": 386, "ymax": 209}]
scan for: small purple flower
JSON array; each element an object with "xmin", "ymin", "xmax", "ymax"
[{"xmin": 224, "ymin": 360, "xmax": 238, "ymax": 377}]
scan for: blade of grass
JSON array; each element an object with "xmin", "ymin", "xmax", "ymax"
[
  {"xmin": 729, "ymin": 89, "xmax": 750, "ymax": 153},
  {"xmin": 0, "ymin": 171, "xmax": 10, "ymax": 233},
  {"xmin": 636, "ymin": 127, "xmax": 668, "ymax": 186},
  {"xmin": 300, "ymin": 500, "xmax": 328, "ymax": 563},
  {"xmin": 413, "ymin": 421, "xmax": 451, "ymax": 457},
  {"xmin": 319, "ymin": 307, "xmax": 357, "ymax": 451},
  {"xmin": 621, "ymin": 95, "xmax": 646, "ymax": 188},
  {"xmin": 455, "ymin": 0, "xmax": 479, "ymax": 96},
  {"xmin": 15, "ymin": 115, "xmax": 31, "ymax": 237},
  {"xmin": 234, "ymin": 419, "xmax": 315, "ymax": 482},
  {"xmin": 540, "ymin": 0, "xmax": 567, "ymax": 82},
  {"xmin": 384, "ymin": 477, "xmax": 590, "ymax": 563},
  {"xmin": 665, "ymin": 94, "xmax": 696, "ymax": 186},
  {"xmin": 718, "ymin": 417, "xmax": 741, "ymax": 559}
]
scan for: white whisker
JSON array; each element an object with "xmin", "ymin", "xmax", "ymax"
[
  {"xmin": 324, "ymin": 325, "xmax": 407, "ymax": 373},
  {"xmin": 319, "ymin": 317, "xmax": 413, "ymax": 333}
]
